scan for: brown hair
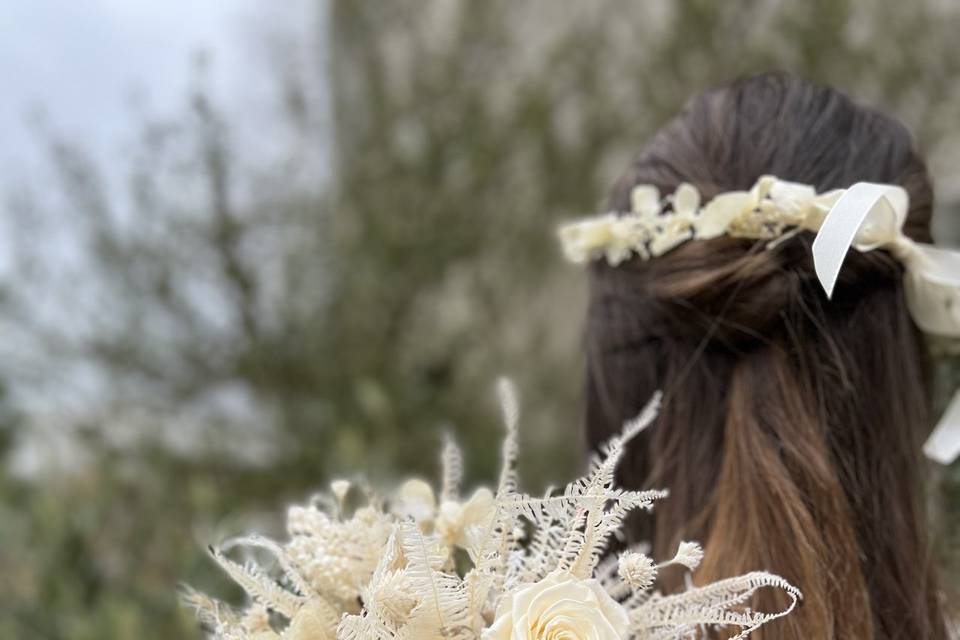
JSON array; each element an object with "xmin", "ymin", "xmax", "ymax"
[{"xmin": 585, "ymin": 73, "xmax": 948, "ymax": 638}]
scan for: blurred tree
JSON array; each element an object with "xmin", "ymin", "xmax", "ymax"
[{"xmin": 1, "ymin": 0, "xmax": 959, "ymax": 637}]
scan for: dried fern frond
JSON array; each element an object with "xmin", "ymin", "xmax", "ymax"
[{"xmin": 440, "ymin": 434, "xmax": 464, "ymax": 503}]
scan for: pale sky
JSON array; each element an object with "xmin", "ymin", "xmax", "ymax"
[
  {"xmin": 0, "ymin": 0, "xmax": 318, "ymax": 177},
  {"xmin": 0, "ymin": 0, "xmax": 330, "ymax": 296}
]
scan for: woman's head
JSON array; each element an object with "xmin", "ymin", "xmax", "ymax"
[{"xmin": 585, "ymin": 73, "xmax": 947, "ymax": 638}]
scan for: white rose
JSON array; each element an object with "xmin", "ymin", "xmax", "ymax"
[{"xmin": 483, "ymin": 570, "xmax": 629, "ymax": 640}]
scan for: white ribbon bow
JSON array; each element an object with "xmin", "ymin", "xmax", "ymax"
[{"xmin": 812, "ymin": 183, "xmax": 960, "ymax": 465}]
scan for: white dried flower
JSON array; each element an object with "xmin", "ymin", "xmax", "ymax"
[
  {"xmin": 669, "ymin": 541, "xmax": 705, "ymax": 571},
  {"xmin": 392, "ymin": 478, "xmax": 436, "ymax": 522},
  {"xmin": 697, "ymin": 191, "xmax": 752, "ymax": 239},
  {"xmin": 630, "ymin": 185, "xmax": 661, "ymax": 216},
  {"xmin": 557, "ymin": 214, "xmax": 618, "ymax": 264},
  {"xmin": 435, "ymin": 487, "xmax": 496, "ymax": 549},
  {"xmin": 671, "ymin": 182, "xmax": 701, "ymax": 217},
  {"xmin": 285, "ymin": 504, "xmax": 392, "ymax": 604},
  {"xmin": 330, "ymin": 479, "xmax": 351, "ymax": 505},
  {"xmin": 618, "ymin": 552, "xmax": 657, "ymax": 591},
  {"xmin": 483, "ymin": 570, "xmax": 628, "ymax": 640}
]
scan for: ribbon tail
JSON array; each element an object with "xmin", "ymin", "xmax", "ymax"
[
  {"xmin": 904, "ymin": 245, "xmax": 960, "ymax": 338},
  {"xmin": 811, "ymin": 183, "xmax": 908, "ymax": 299},
  {"xmin": 924, "ymin": 389, "xmax": 960, "ymax": 465}
]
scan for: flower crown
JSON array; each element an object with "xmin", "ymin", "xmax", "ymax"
[
  {"xmin": 559, "ymin": 176, "xmax": 960, "ymax": 465},
  {"xmin": 559, "ymin": 176, "xmax": 833, "ymax": 266}
]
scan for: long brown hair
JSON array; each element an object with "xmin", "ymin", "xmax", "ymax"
[{"xmin": 585, "ymin": 73, "xmax": 948, "ymax": 638}]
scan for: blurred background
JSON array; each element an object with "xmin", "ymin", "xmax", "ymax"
[{"xmin": 1, "ymin": 1, "xmax": 959, "ymax": 637}]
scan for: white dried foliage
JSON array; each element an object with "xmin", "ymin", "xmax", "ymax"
[{"xmin": 188, "ymin": 386, "xmax": 801, "ymax": 639}]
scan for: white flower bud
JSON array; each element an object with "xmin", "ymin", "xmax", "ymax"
[
  {"xmin": 330, "ymin": 479, "xmax": 351, "ymax": 504},
  {"xmin": 618, "ymin": 552, "xmax": 657, "ymax": 591}
]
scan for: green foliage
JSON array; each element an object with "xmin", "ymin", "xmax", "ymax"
[{"xmin": 1, "ymin": 1, "xmax": 959, "ymax": 637}]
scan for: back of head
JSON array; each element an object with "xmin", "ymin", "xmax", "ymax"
[{"xmin": 585, "ymin": 73, "xmax": 948, "ymax": 638}]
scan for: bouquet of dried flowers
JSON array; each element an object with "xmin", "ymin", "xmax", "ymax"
[{"xmin": 185, "ymin": 381, "xmax": 799, "ymax": 639}]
